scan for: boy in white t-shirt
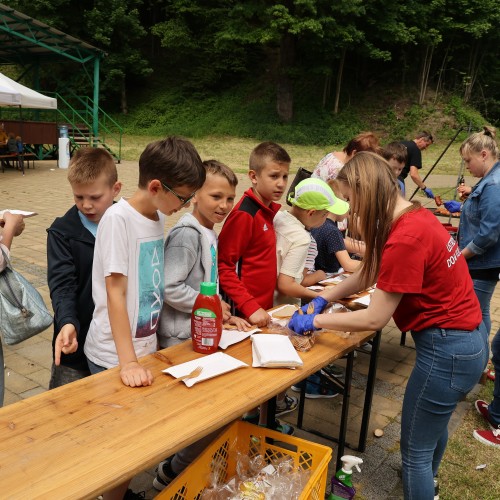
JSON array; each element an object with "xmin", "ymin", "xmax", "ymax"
[
  {"xmin": 85, "ymin": 137, "xmax": 205, "ymax": 385},
  {"xmin": 84, "ymin": 136, "xmax": 206, "ymax": 500}
]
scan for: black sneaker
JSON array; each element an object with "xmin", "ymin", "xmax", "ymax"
[
  {"xmin": 153, "ymin": 457, "xmax": 177, "ymax": 491},
  {"xmin": 275, "ymin": 394, "xmax": 299, "ymax": 416},
  {"xmin": 123, "ymin": 490, "xmax": 145, "ymax": 500},
  {"xmin": 321, "ymin": 363, "xmax": 344, "ymax": 378}
]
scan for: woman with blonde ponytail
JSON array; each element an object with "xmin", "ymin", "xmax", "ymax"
[{"xmin": 457, "ymin": 126, "xmax": 500, "ymax": 449}]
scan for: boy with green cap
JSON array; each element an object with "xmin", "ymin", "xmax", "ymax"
[{"xmin": 274, "ymin": 177, "xmax": 349, "ymax": 305}]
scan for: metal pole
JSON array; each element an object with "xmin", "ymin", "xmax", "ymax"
[
  {"xmin": 409, "ymin": 127, "xmax": 464, "ymax": 201},
  {"xmin": 444, "ymin": 122, "xmax": 473, "ymax": 224},
  {"xmin": 92, "ymin": 56, "xmax": 100, "ymax": 144}
]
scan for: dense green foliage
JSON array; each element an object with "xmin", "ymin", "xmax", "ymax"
[{"xmin": 4, "ymin": 0, "xmax": 500, "ymax": 140}]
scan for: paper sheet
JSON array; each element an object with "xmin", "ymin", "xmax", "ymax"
[
  {"xmin": 251, "ymin": 334, "xmax": 303, "ymax": 368},
  {"xmin": 163, "ymin": 352, "xmax": 248, "ymax": 387},
  {"xmin": 218, "ymin": 328, "xmax": 261, "ymax": 349},
  {"xmin": 0, "ymin": 209, "xmax": 37, "ymax": 219}
]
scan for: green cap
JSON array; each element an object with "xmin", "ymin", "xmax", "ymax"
[
  {"xmin": 288, "ymin": 178, "xmax": 349, "ymax": 216},
  {"xmin": 200, "ymin": 282, "xmax": 217, "ymax": 295}
]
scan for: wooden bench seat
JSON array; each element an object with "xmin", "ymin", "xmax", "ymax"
[{"xmin": 0, "ymin": 152, "xmax": 36, "ymax": 173}]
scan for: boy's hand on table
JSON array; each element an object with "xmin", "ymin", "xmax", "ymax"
[
  {"xmin": 227, "ymin": 315, "xmax": 253, "ymax": 331},
  {"xmin": 120, "ymin": 361, "xmax": 153, "ymax": 387},
  {"xmin": 221, "ymin": 300, "xmax": 231, "ymax": 321},
  {"xmin": 54, "ymin": 324, "xmax": 78, "ymax": 365},
  {"xmin": 248, "ymin": 308, "xmax": 271, "ymax": 327}
]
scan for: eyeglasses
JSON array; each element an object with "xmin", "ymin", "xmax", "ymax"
[{"xmin": 161, "ymin": 182, "xmax": 196, "ymax": 206}]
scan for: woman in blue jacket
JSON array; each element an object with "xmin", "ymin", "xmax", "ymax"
[{"xmin": 458, "ymin": 126, "xmax": 500, "ymax": 448}]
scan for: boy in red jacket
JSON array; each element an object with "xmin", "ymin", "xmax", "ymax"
[
  {"xmin": 218, "ymin": 141, "xmax": 290, "ymax": 326},
  {"xmin": 218, "ymin": 141, "xmax": 296, "ymax": 429}
]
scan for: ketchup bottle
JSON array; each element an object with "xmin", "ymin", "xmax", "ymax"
[{"xmin": 191, "ymin": 282, "xmax": 223, "ymax": 354}]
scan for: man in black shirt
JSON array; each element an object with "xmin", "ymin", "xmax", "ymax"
[{"xmin": 399, "ymin": 131, "xmax": 434, "ymax": 197}]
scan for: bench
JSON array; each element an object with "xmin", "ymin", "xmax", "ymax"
[{"xmin": 0, "ymin": 152, "xmax": 36, "ymax": 173}]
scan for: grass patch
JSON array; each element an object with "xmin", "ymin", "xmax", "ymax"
[
  {"xmin": 439, "ymin": 380, "xmax": 499, "ymax": 500},
  {"xmin": 119, "ymin": 133, "xmax": 467, "ymax": 178}
]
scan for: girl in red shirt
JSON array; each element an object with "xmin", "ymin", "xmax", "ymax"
[{"xmin": 289, "ymin": 152, "xmax": 488, "ymax": 499}]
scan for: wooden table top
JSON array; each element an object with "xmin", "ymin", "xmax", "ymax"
[{"xmin": 0, "ymin": 328, "xmax": 375, "ymax": 499}]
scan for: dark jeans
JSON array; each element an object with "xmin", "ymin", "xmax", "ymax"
[
  {"xmin": 472, "ymin": 278, "xmax": 498, "ymax": 335},
  {"xmin": 49, "ymin": 363, "xmax": 91, "ymax": 389},
  {"xmin": 488, "ymin": 328, "xmax": 500, "ymax": 427}
]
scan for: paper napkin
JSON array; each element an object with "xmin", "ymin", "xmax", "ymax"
[
  {"xmin": 251, "ymin": 334, "xmax": 303, "ymax": 368},
  {"xmin": 219, "ymin": 328, "xmax": 261, "ymax": 349},
  {"xmin": 163, "ymin": 352, "xmax": 248, "ymax": 387}
]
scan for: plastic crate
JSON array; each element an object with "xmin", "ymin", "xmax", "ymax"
[{"xmin": 156, "ymin": 420, "xmax": 332, "ymax": 500}]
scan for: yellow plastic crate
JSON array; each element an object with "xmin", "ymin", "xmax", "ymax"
[{"xmin": 156, "ymin": 420, "xmax": 332, "ymax": 500}]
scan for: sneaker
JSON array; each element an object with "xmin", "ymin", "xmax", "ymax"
[
  {"xmin": 487, "ymin": 368, "xmax": 495, "ymax": 381},
  {"xmin": 123, "ymin": 490, "xmax": 145, "ymax": 500},
  {"xmin": 261, "ymin": 419, "xmax": 294, "ymax": 435},
  {"xmin": 291, "ymin": 373, "xmax": 340, "ymax": 399},
  {"xmin": 474, "ymin": 400, "xmax": 498, "ymax": 430},
  {"xmin": 321, "ymin": 363, "xmax": 344, "ymax": 378},
  {"xmin": 358, "ymin": 341, "xmax": 372, "ymax": 353},
  {"xmin": 274, "ymin": 419, "xmax": 294, "ymax": 435},
  {"xmin": 153, "ymin": 458, "xmax": 177, "ymax": 491},
  {"xmin": 473, "ymin": 428, "xmax": 500, "ymax": 448},
  {"xmin": 434, "ymin": 477, "xmax": 439, "ymax": 500},
  {"xmin": 275, "ymin": 394, "xmax": 298, "ymax": 416}
]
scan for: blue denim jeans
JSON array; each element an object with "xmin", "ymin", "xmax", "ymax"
[
  {"xmin": 472, "ymin": 278, "xmax": 498, "ymax": 334},
  {"xmin": 87, "ymin": 359, "xmax": 107, "ymax": 375},
  {"xmin": 488, "ymin": 328, "xmax": 500, "ymax": 427},
  {"xmin": 402, "ymin": 324, "xmax": 488, "ymax": 499}
]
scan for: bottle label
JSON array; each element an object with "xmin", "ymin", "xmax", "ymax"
[
  {"xmin": 194, "ymin": 308, "xmax": 216, "ymax": 318},
  {"xmin": 192, "ymin": 308, "xmax": 219, "ymax": 350}
]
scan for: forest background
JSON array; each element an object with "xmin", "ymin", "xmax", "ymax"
[{"xmin": 3, "ymin": 0, "xmax": 500, "ymax": 147}]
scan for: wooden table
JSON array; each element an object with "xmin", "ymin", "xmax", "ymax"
[{"xmin": 0, "ymin": 328, "xmax": 376, "ymax": 499}]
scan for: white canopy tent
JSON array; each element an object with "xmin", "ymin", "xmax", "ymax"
[{"xmin": 0, "ymin": 72, "xmax": 57, "ymax": 109}]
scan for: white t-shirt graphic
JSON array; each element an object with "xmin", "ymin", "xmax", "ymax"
[{"xmin": 85, "ymin": 198, "xmax": 165, "ymax": 368}]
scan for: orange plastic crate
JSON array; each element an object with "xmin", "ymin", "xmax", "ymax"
[{"xmin": 156, "ymin": 420, "xmax": 332, "ymax": 500}]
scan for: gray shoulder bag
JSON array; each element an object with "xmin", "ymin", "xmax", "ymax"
[{"xmin": 0, "ymin": 248, "xmax": 53, "ymax": 345}]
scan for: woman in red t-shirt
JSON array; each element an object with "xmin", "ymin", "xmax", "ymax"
[{"xmin": 289, "ymin": 152, "xmax": 488, "ymax": 499}]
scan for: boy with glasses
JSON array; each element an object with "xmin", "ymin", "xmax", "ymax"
[{"xmin": 84, "ymin": 136, "xmax": 205, "ymax": 500}]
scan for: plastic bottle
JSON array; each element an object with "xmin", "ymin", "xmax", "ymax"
[
  {"xmin": 327, "ymin": 455, "xmax": 363, "ymax": 500},
  {"xmin": 191, "ymin": 282, "xmax": 222, "ymax": 354}
]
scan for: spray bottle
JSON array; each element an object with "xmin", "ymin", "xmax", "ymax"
[{"xmin": 327, "ymin": 455, "xmax": 363, "ymax": 500}]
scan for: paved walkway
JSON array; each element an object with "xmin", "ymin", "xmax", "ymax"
[{"xmin": 1, "ymin": 161, "xmax": 498, "ymax": 499}]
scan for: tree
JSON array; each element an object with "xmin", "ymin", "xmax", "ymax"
[{"xmin": 7, "ymin": 0, "xmax": 151, "ymax": 113}]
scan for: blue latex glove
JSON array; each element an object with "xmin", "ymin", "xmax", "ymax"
[
  {"xmin": 444, "ymin": 200, "xmax": 462, "ymax": 212},
  {"xmin": 288, "ymin": 311, "xmax": 319, "ymax": 335},
  {"xmin": 299, "ymin": 296, "xmax": 328, "ymax": 315},
  {"xmin": 422, "ymin": 187, "xmax": 434, "ymax": 198}
]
